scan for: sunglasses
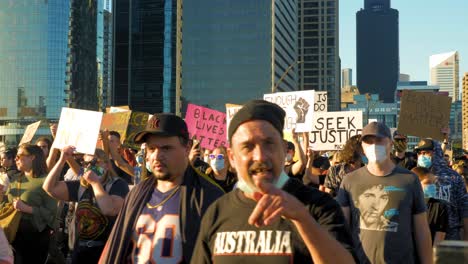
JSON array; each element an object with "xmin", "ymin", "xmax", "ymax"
[
  {"xmin": 82, "ymin": 158, "xmax": 98, "ymax": 167},
  {"xmin": 209, "ymin": 154, "xmax": 224, "ymax": 160}
]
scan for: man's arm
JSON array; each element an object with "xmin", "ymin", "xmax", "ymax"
[
  {"xmin": 413, "ymin": 212, "xmax": 433, "ymax": 264},
  {"xmin": 249, "ymin": 182, "xmax": 354, "ymax": 263}
]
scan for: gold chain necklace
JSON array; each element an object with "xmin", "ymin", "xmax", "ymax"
[{"xmin": 146, "ymin": 185, "xmax": 181, "ymax": 209}]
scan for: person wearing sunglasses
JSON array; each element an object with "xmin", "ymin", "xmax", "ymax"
[
  {"xmin": 391, "ymin": 130, "xmax": 416, "ymax": 170},
  {"xmin": 43, "ymin": 146, "xmax": 129, "ymax": 263},
  {"xmin": 205, "ymin": 147, "xmax": 237, "ymax": 192},
  {"xmin": 2, "ymin": 144, "xmax": 57, "ymax": 264}
]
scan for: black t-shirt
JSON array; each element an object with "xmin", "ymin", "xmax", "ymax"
[
  {"xmin": 192, "ymin": 178, "xmax": 356, "ymax": 263},
  {"xmin": 284, "ymin": 161, "xmax": 304, "ymax": 180},
  {"xmin": 111, "ymin": 158, "xmax": 133, "ymax": 184},
  {"xmin": 392, "ymin": 152, "xmax": 417, "ymax": 170},
  {"xmin": 208, "ymin": 170, "xmax": 237, "ymax": 193},
  {"xmin": 426, "ymin": 197, "xmax": 449, "ymax": 244},
  {"xmin": 65, "ymin": 178, "xmax": 129, "ymax": 242}
]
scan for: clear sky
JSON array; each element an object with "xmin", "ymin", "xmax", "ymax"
[{"xmin": 340, "ymin": 0, "xmax": 468, "ymax": 85}]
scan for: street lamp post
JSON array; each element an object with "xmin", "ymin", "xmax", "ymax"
[{"xmin": 272, "ymin": 61, "xmax": 302, "ymax": 93}]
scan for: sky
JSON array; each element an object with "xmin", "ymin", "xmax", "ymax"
[{"xmin": 339, "ymin": 0, "xmax": 468, "ymax": 85}]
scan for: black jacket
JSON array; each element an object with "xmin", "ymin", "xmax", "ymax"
[{"xmin": 99, "ymin": 165, "xmax": 224, "ymax": 263}]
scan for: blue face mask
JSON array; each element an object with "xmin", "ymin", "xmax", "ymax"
[
  {"xmin": 361, "ymin": 155, "xmax": 368, "ymax": 165},
  {"xmin": 418, "ymin": 155, "xmax": 432, "ymax": 168},
  {"xmin": 423, "ymin": 184, "xmax": 437, "ymax": 198}
]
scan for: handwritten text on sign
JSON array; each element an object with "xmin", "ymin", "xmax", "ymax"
[
  {"xmin": 310, "ymin": 111, "xmax": 363, "ymax": 150},
  {"xmin": 185, "ymin": 104, "xmax": 227, "ymax": 150},
  {"xmin": 314, "ymin": 91, "xmax": 327, "ymax": 112},
  {"xmin": 263, "ymin": 90, "xmax": 315, "ymax": 132}
]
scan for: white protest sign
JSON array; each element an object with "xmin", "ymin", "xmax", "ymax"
[
  {"xmin": 53, "ymin": 108, "xmax": 103, "ymax": 155},
  {"xmin": 225, "ymin": 103, "xmax": 242, "ymax": 134},
  {"xmin": 309, "ymin": 111, "xmax": 363, "ymax": 150},
  {"xmin": 264, "ymin": 90, "xmax": 315, "ymax": 132},
  {"xmin": 314, "ymin": 91, "xmax": 327, "ymax": 112}
]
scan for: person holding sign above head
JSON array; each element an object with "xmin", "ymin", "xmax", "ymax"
[
  {"xmin": 192, "ymin": 100, "xmax": 356, "ymax": 263},
  {"xmin": 284, "ymin": 129, "xmax": 307, "ymax": 180},
  {"xmin": 98, "ymin": 113, "xmax": 224, "ymax": 264},
  {"xmin": 43, "ymin": 146, "xmax": 129, "ymax": 263},
  {"xmin": 103, "ymin": 130, "xmax": 135, "ymax": 185},
  {"xmin": 336, "ymin": 122, "xmax": 432, "ymax": 264}
]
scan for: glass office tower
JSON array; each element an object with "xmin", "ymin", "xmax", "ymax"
[
  {"xmin": 182, "ymin": 0, "xmax": 298, "ymax": 112},
  {"xmin": 0, "ymin": 0, "xmax": 70, "ymax": 144}
]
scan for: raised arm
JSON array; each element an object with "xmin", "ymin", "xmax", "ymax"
[{"xmin": 42, "ymin": 146, "xmax": 74, "ymax": 201}]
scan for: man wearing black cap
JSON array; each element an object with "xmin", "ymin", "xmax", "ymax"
[
  {"xmin": 192, "ymin": 100, "xmax": 355, "ymax": 263},
  {"xmin": 391, "ymin": 130, "xmax": 416, "ymax": 170},
  {"xmin": 337, "ymin": 122, "xmax": 432, "ymax": 264},
  {"xmin": 415, "ymin": 138, "xmax": 468, "ymax": 240},
  {"xmin": 99, "ymin": 114, "xmax": 224, "ymax": 264}
]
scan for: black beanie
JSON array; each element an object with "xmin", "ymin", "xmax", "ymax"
[{"xmin": 228, "ymin": 100, "xmax": 285, "ymax": 143}]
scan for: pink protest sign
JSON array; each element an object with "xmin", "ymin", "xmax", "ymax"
[{"xmin": 185, "ymin": 104, "xmax": 228, "ymax": 150}]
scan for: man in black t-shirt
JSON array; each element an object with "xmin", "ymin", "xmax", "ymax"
[{"xmin": 192, "ymin": 100, "xmax": 356, "ymax": 263}]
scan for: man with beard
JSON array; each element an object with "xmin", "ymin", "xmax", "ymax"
[
  {"xmin": 391, "ymin": 130, "xmax": 416, "ymax": 170},
  {"xmin": 192, "ymin": 100, "xmax": 356, "ymax": 263},
  {"xmin": 99, "ymin": 114, "xmax": 224, "ymax": 263}
]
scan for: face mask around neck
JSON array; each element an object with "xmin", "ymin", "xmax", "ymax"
[{"xmin": 236, "ymin": 170, "xmax": 289, "ymax": 195}]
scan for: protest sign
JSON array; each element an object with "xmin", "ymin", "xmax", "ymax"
[
  {"xmin": 53, "ymin": 108, "xmax": 103, "ymax": 155},
  {"xmin": 19, "ymin": 121, "xmax": 41, "ymax": 145},
  {"xmin": 398, "ymin": 90, "xmax": 451, "ymax": 141},
  {"xmin": 100, "ymin": 111, "xmax": 149, "ymax": 148},
  {"xmin": 225, "ymin": 103, "xmax": 242, "ymax": 134},
  {"xmin": 185, "ymin": 104, "xmax": 227, "ymax": 150},
  {"xmin": 264, "ymin": 90, "xmax": 315, "ymax": 132},
  {"xmin": 314, "ymin": 91, "xmax": 327, "ymax": 112},
  {"xmin": 106, "ymin": 105, "xmax": 130, "ymax": 113},
  {"xmin": 309, "ymin": 111, "xmax": 363, "ymax": 151}
]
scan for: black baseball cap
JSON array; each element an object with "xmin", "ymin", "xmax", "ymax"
[
  {"xmin": 415, "ymin": 138, "xmax": 434, "ymax": 152},
  {"xmin": 133, "ymin": 113, "xmax": 189, "ymax": 144},
  {"xmin": 361, "ymin": 122, "xmax": 392, "ymax": 140},
  {"xmin": 393, "ymin": 130, "xmax": 407, "ymax": 140}
]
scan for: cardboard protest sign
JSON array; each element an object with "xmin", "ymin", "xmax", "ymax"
[
  {"xmin": 264, "ymin": 90, "xmax": 315, "ymax": 132},
  {"xmin": 53, "ymin": 108, "xmax": 103, "ymax": 155},
  {"xmin": 106, "ymin": 105, "xmax": 130, "ymax": 113},
  {"xmin": 225, "ymin": 103, "xmax": 242, "ymax": 134},
  {"xmin": 19, "ymin": 121, "xmax": 41, "ymax": 145},
  {"xmin": 309, "ymin": 111, "xmax": 363, "ymax": 151},
  {"xmin": 314, "ymin": 91, "xmax": 327, "ymax": 112},
  {"xmin": 185, "ymin": 103, "xmax": 227, "ymax": 150},
  {"xmin": 398, "ymin": 90, "xmax": 451, "ymax": 141},
  {"xmin": 100, "ymin": 111, "xmax": 149, "ymax": 148}
]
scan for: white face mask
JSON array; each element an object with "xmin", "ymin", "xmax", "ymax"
[
  {"xmin": 364, "ymin": 144, "xmax": 388, "ymax": 163},
  {"xmin": 285, "ymin": 153, "xmax": 293, "ymax": 163},
  {"xmin": 236, "ymin": 171, "xmax": 290, "ymax": 195},
  {"xmin": 210, "ymin": 158, "xmax": 225, "ymax": 171}
]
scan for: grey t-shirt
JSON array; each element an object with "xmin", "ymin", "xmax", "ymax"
[{"xmin": 336, "ymin": 166, "xmax": 426, "ymax": 264}]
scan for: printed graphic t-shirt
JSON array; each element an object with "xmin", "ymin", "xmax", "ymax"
[
  {"xmin": 131, "ymin": 186, "xmax": 182, "ymax": 264},
  {"xmin": 193, "ymin": 179, "xmax": 355, "ymax": 263},
  {"xmin": 336, "ymin": 166, "xmax": 426, "ymax": 264}
]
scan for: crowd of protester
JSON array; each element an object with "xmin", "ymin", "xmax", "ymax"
[{"xmin": 0, "ymin": 100, "xmax": 467, "ymax": 263}]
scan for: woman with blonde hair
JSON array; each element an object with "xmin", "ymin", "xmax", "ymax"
[
  {"xmin": 205, "ymin": 146, "xmax": 237, "ymax": 192},
  {"xmin": 43, "ymin": 146, "xmax": 129, "ymax": 263},
  {"xmin": 1, "ymin": 144, "xmax": 57, "ymax": 264}
]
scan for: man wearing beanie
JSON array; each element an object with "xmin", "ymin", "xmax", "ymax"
[{"xmin": 192, "ymin": 100, "xmax": 356, "ymax": 263}]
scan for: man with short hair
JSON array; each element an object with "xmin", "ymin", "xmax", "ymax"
[
  {"xmin": 99, "ymin": 114, "xmax": 224, "ymax": 264},
  {"xmin": 415, "ymin": 138, "xmax": 468, "ymax": 240},
  {"xmin": 192, "ymin": 100, "xmax": 355, "ymax": 263},
  {"xmin": 337, "ymin": 122, "xmax": 432, "ymax": 264},
  {"xmin": 391, "ymin": 130, "xmax": 416, "ymax": 170},
  {"xmin": 106, "ymin": 130, "xmax": 135, "ymax": 184}
]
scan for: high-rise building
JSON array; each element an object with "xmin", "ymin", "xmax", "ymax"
[
  {"xmin": 0, "ymin": 0, "xmax": 70, "ymax": 144},
  {"xmin": 356, "ymin": 0, "xmax": 399, "ymax": 103},
  {"xmin": 182, "ymin": 0, "xmax": 298, "ymax": 112},
  {"xmin": 462, "ymin": 73, "xmax": 468, "ymax": 151},
  {"xmin": 298, "ymin": 0, "xmax": 340, "ymax": 111},
  {"xmin": 430, "ymin": 51, "xmax": 460, "ymax": 102},
  {"xmin": 399, "ymin": 73, "xmax": 410, "ymax": 82},
  {"xmin": 113, "ymin": 0, "xmax": 182, "ymax": 114},
  {"xmin": 66, "ymin": 0, "xmax": 113, "ymax": 111},
  {"xmin": 101, "ymin": 0, "xmax": 113, "ymax": 109},
  {"xmin": 342, "ymin": 68, "xmax": 352, "ymax": 89}
]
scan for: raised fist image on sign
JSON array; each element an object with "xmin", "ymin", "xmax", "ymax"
[{"xmin": 294, "ymin": 97, "xmax": 310, "ymax": 123}]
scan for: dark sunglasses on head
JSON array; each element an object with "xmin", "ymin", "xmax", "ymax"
[
  {"xmin": 209, "ymin": 154, "xmax": 224, "ymax": 160},
  {"xmin": 82, "ymin": 158, "xmax": 98, "ymax": 167}
]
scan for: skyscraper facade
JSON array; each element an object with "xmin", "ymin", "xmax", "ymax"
[
  {"xmin": 462, "ymin": 73, "xmax": 468, "ymax": 151},
  {"xmin": 0, "ymin": 0, "xmax": 70, "ymax": 144},
  {"xmin": 356, "ymin": 0, "xmax": 399, "ymax": 103},
  {"xmin": 342, "ymin": 68, "xmax": 352, "ymax": 89},
  {"xmin": 113, "ymin": 0, "xmax": 182, "ymax": 114},
  {"xmin": 430, "ymin": 51, "xmax": 460, "ymax": 102},
  {"xmin": 182, "ymin": 0, "xmax": 298, "ymax": 112},
  {"xmin": 298, "ymin": 0, "xmax": 340, "ymax": 111}
]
